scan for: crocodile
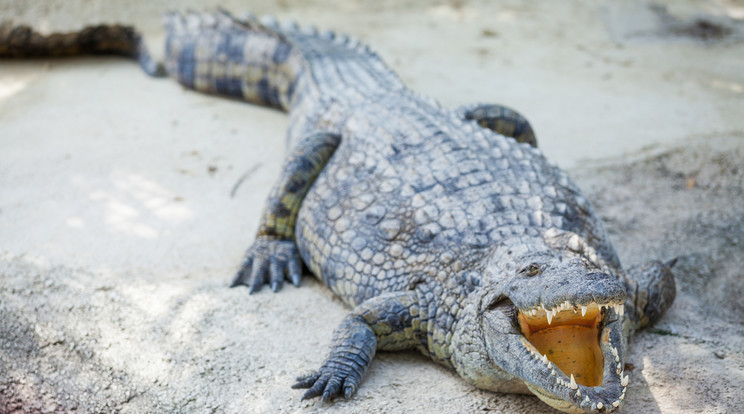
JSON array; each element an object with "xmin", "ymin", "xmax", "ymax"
[{"xmin": 0, "ymin": 11, "xmax": 676, "ymax": 413}]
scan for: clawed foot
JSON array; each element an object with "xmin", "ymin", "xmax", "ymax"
[
  {"xmin": 291, "ymin": 357, "xmax": 366, "ymax": 402},
  {"xmin": 291, "ymin": 318, "xmax": 376, "ymax": 402},
  {"xmin": 231, "ymin": 236, "xmax": 303, "ymax": 293}
]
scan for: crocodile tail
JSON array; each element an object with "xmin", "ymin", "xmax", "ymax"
[
  {"xmin": 163, "ymin": 9, "xmax": 303, "ymax": 111},
  {"xmin": 0, "ymin": 21, "xmax": 164, "ymax": 77}
]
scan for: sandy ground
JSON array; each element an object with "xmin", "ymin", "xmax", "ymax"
[{"xmin": 1, "ymin": 0, "xmax": 743, "ymax": 413}]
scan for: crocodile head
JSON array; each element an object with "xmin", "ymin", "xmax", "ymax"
[{"xmin": 451, "ymin": 245, "xmax": 630, "ymax": 413}]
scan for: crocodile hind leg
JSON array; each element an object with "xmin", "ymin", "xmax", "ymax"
[
  {"xmin": 624, "ymin": 259, "xmax": 677, "ymax": 332},
  {"xmin": 457, "ymin": 103, "xmax": 537, "ymax": 147},
  {"xmin": 293, "ymin": 291, "xmax": 423, "ymax": 401},
  {"xmin": 231, "ymin": 131, "xmax": 341, "ymax": 293}
]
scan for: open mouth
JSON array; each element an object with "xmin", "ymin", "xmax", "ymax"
[{"xmin": 517, "ymin": 301, "xmax": 624, "ymax": 387}]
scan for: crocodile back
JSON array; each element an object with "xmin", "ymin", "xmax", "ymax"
[{"xmin": 294, "ymin": 93, "xmax": 622, "ymax": 308}]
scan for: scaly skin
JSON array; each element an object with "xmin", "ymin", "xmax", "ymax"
[{"xmin": 0, "ymin": 10, "xmax": 676, "ymax": 413}]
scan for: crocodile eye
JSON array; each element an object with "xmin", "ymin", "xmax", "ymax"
[{"xmin": 520, "ymin": 263, "xmax": 541, "ymax": 277}]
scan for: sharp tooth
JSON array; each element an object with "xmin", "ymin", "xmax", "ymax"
[
  {"xmin": 613, "ymin": 401, "xmax": 620, "ymax": 407},
  {"xmin": 597, "ymin": 402, "xmax": 603, "ymax": 409},
  {"xmin": 615, "ymin": 355, "xmax": 619, "ymax": 363},
  {"xmin": 585, "ymin": 396, "xmax": 590, "ymax": 403},
  {"xmin": 576, "ymin": 389, "xmax": 581, "ymax": 397},
  {"xmin": 546, "ymin": 309, "xmax": 554, "ymax": 325},
  {"xmin": 569, "ymin": 374, "xmax": 578, "ymax": 389},
  {"xmin": 547, "ymin": 361, "xmax": 553, "ymax": 369},
  {"xmin": 558, "ymin": 379, "xmax": 564, "ymax": 386},
  {"xmin": 581, "ymin": 305, "xmax": 587, "ymax": 316},
  {"xmin": 551, "ymin": 369, "xmax": 556, "ymax": 376},
  {"xmin": 611, "ymin": 347, "xmax": 618, "ymax": 357},
  {"xmin": 621, "ymin": 375, "xmax": 629, "ymax": 387},
  {"xmin": 542, "ymin": 354, "xmax": 549, "ymax": 365},
  {"xmin": 619, "ymin": 304, "xmax": 624, "ymax": 316},
  {"xmin": 619, "ymin": 393, "xmax": 625, "ymax": 400}
]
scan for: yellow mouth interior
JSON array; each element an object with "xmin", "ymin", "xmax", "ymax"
[{"xmin": 518, "ymin": 303, "xmax": 604, "ymax": 387}]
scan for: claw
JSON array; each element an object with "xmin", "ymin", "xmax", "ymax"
[
  {"xmin": 269, "ymin": 259, "xmax": 283, "ymax": 292},
  {"xmin": 230, "ymin": 257, "xmax": 253, "ymax": 287},
  {"xmin": 321, "ymin": 376, "xmax": 343, "ymax": 402},
  {"xmin": 248, "ymin": 273, "xmax": 264, "ymax": 294},
  {"xmin": 289, "ymin": 257, "xmax": 302, "ymax": 287},
  {"xmin": 248, "ymin": 257, "xmax": 270, "ymax": 294},
  {"xmin": 343, "ymin": 382, "xmax": 356, "ymax": 399},
  {"xmin": 229, "ymin": 271, "xmax": 243, "ymax": 288},
  {"xmin": 292, "ymin": 372, "xmax": 320, "ymax": 389},
  {"xmin": 302, "ymin": 375, "xmax": 327, "ymax": 400},
  {"xmin": 301, "ymin": 389, "xmax": 318, "ymax": 401},
  {"xmin": 293, "ymin": 373, "xmax": 317, "ymax": 388}
]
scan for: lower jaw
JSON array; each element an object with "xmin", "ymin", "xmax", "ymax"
[
  {"xmin": 525, "ymin": 324, "xmax": 603, "ymax": 386},
  {"xmin": 519, "ymin": 319, "xmax": 626, "ymax": 413},
  {"xmin": 526, "ymin": 382, "xmax": 588, "ymax": 414}
]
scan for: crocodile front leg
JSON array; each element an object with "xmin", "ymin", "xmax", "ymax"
[
  {"xmin": 293, "ymin": 291, "xmax": 423, "ymax": 401},
  {"xmin": 457, "ymin": 103, "xmax": 537, "ymax": 147},
  {"xmin": 231, "ymin": 131, "xmax": 341, "ymax": 293},
  {"xmin": 624, "ymin": 259, "xmax": 677, "ymax": 332}
]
